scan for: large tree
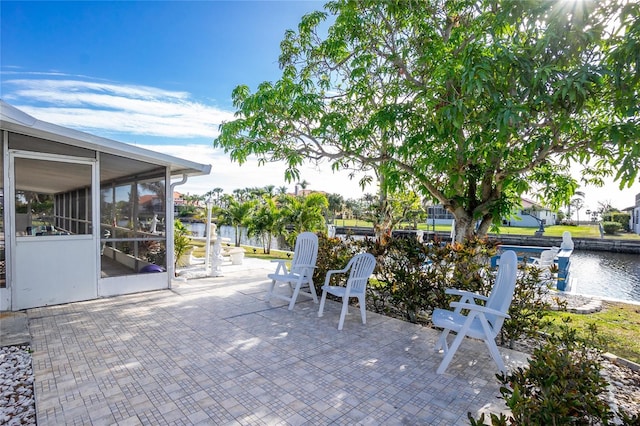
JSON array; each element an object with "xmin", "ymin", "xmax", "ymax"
[{"xmin": 214, "ymin": 0, "xmax": 640, "ymax": 242}]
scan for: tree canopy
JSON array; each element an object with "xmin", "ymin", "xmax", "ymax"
[{"xmin": 214, "ymin": 0, "xmax": 640, "ymax": 242}]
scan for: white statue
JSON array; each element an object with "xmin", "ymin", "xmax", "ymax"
[
  {"xmin": 209, "ymin": 234, "xmax": 224, "ymax": 277},
  {"xmin": 150, "ymin": 214, "xmax": 158, "ymax": 234},
  {"xmin": 560, "ymin": 231, "xmax": 574, "ymax": 250}
]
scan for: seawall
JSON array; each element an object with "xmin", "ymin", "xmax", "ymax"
[
  {"xmin": 334, "ymin": 227, "xmax": 640, "ymax": 254},
  {"xmin": 490, "ymin": 234, "xmax": 640, "ymax": 254}
]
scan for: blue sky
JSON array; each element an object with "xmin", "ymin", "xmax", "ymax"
[
  {"xmin": 2, "ymin": 1, "xmax": 639, "ymax": 211},
  {"xmin": 1, "ymin": 1, "xmax": 370, "ymax": 198}
]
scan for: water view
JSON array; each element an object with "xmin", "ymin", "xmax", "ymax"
[
  {"xmin": 570, "ymin": 251, "xmax": 640, "ymax": 303},
  {"xmin": 185, "ymin": 223, "xmax": 640, "ymax": 303}
]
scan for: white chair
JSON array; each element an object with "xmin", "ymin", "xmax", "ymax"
[
  {"xmin": 266, "ymin": 232, "xmax": 319, "ymax": 310},
  {"xmin": 527, "ymin": 247, "xmax": 559, "ymax": 279},
  {"xmin": 318, "ymin": 253, "xmax": 376, "ymax": 330},
  {"xmin": 528, "ymin": 248, "xmax": 558, "ymax": 270},
  {"xmin": 432, "ymin": 250, "xmax": 518, "ymax": 374}
]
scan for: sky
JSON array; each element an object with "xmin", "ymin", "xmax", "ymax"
[{"xmin": 1, "ymin": 1, "xmax": 639, "ymax": 214}]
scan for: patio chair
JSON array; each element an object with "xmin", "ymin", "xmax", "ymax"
[
  {"xmin": 432, "ymin": 250, "xmax": 518, "ymax": 374},
  {"xmin": 266, "ymin": 232, "xmax": 319, "ymax": 310},
  {"xmin": 528, "ymin": 247, "xmax": 558, "ymax": 267},
  {"xmin": 528, "ymin": 247, "xmax": 558, "ymax": 276},
  {"xmin": 318, "ymin": 253, "xmax": 377, "ymax": 330}
]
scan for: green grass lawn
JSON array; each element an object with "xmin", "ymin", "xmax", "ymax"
[
  {"xmin": 334, "ymin": 220, "xmax": 640, "ymax": 240},
  {"xmin": 543, "ymin": 302, "xmax": 640, "ymax": 364},
  {"xmin": 189, "ymin": 237, "xmax": 292, "ymax": 261}
]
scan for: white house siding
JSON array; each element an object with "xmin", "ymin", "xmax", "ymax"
[{"xmin": 633, "ymin": 193, "xmax": 640, "ymax": 235}]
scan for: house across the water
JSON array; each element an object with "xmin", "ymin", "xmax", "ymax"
[
  {"xmin": 426, "ymin": 198, "xmax": 557, "ymax": 228},
  {"xmin": 630, "ymin": 192, "xmax": 640, "ymax": 235}
]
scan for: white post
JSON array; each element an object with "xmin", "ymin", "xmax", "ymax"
[{"xmin": 204, "ymin": 199, "xmax": 212, "ymax": 272}]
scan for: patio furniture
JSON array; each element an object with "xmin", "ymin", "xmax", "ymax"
[
  {"xmin": 318, "ymin": 253, "xmax": 376, "ymax": 330},
  {"xmin": 266, "ymin": 232, "xmax": 319, "ymax": 310},
  {"xmin": 528, "ymin": 247, "xmax": 558, "ymax": 274},
  {"xmin": 432, "ymin": 250, "xmax": 518, "ymax": 374},
  {"xmin": 529, "ymin": 247, "xmax": 558, "ymax": 267}
]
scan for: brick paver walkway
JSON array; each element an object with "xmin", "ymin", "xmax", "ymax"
[{"xmin": 27, "ymin": 259, "xmax": 528, "ymax": 425}]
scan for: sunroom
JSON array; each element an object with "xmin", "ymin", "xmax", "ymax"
[{"xmin": 0, "ymin": 101, "xmax": 211, "ymax": 311}]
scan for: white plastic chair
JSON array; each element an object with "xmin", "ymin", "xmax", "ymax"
[
  {"xmin": 527, "ymin": 247, "xmax": 559, "ymax": 286},
  {"xmin": 317, "ymin": 253, "xmax": 376, "ymax": 330},
  {"xmin": 432, "ymin": 250, "xmax": 518, "ymax": 374},
  {"xmin": 266, "ymin": 232, "xmax": 319, "ymax": 310},
  {"xmin": 529, "ymin": 247, "xmax": 557, "ymax": 267}
]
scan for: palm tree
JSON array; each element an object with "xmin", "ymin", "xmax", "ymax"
[
  {"xmin": 296, "ymin": 179, "xmax": 310, "ymax": 196},
  {"xmin": 566, "ymin": 190, "xmax": 585, "ymax": 221},
  {"xmin": 247, "ymin": 196, "xmax": 283, "ymax": 253},
  {"xmin": 297, "ymin": 179, "xmax": 310, "ymax": 190},
  {"xmin": 280, "ymin": 193, "xmax": 328, "ymax": 246},
  {"xmin": 222, "ymin": 197, "xmax": 256, "ymax": 246},
  {"xmin": 213, "ymin": 187, "xmax": 224, "ymax": 203},
  {"xmin": 326, "ymin": 193, "xmax": 344, "ymax": 224},
  {"xmin": 277, "ymin": 185, "xmax": 288, "ymax": 195},
  {"xmin": 344, "ymin": 198, "xmax": 361, "ymax": 225},
  {"xmin": 181, "ymin": 193, "xmax": 200, "ymax": 206},
  {"xmin": 204, "ymin": 188, "xmax": 224, "ymax": 205},
  {"xmin": 233, "ymin": 188, "xmax": 253, "ymax": 202},
  {"xmin": 570, "ymin": 197, "xmax": 585, "ymax": 224},
  {"xmin": 246, "ymin": 186, "xmax": 264, "ymax": 200},
  {"xmin": 263, "ymin": 185, "xmax": 275, "ymax": 198}
]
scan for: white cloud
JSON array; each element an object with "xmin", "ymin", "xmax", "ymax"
[
  {"xmin": 3, "ymin": 77, "xmax": 234, "ymax": 138},
  {"xmin": 142, "ymin": 143, "xmax": 374, "ymax": 199},
  {"xmin": 570, "ymin": 164, "xmax": 640, "ymax": 212},
  {"xmin": 4, "ymin": 74, "xmax": 636, "ymax": 207},
  {"xmin": 576, "ymin": 181, "xmax": 639, "ymax": 211},
  {"xmin": 1, "ymin": 75, "xmax": 374, "ymax": 198}
]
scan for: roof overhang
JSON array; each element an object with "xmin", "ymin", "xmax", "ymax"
[{"xmin": 0, "ymin": 100, "xmax": 211, "ymax": 178}]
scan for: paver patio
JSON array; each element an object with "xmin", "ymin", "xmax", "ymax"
[{"xmin": 27, "ymin": 258, "xmax": 529, "ymax": 425}]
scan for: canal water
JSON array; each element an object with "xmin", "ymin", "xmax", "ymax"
[
  {"xmin": 185, "ymin": 222, "xmax": 640, "ymax": 303},
  {"xmin": 186, "ymin": 223, "xmax": 286, "ymax": 250},
  {"xmin": 569, "ymin": 251, "xmax": 640, "ymax": 303}
]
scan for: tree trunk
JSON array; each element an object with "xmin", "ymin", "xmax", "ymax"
[
  {"xmin": 235, "ymin": 225, "xmax": 241, "ymax": 247},
  {"xmin": 265, "ymin": 232, "xmax": 272, "ymax": 254},
  {"xmin": 372, "ymin": 187, "xmax": 393, "ymax": 245},
  {"xmin": 453, "ymin": 210, "xmax": 477, "ymax": 243}
]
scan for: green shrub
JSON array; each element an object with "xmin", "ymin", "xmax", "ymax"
[
  {"xmin": 362, "ymin": 236, "xmax": 488, "ymax": 323},
  {"xmin": 602, "ymin": 212, "xmax": 631, "ymax": 231},
  {"xmin": 602, "ymin": 221, "xmax": 622, "ymax": 235},
  {"xmin": 173, "ymin": 219, "xmax": 191, "ymax": 272},
  {"xmin": 369, "ymin": 236, "xmax": 432, "ymax": 322},
  {"xmin": 315, "ymin": 235, "xmax": 560, "ymax": 353},
  {"xmin": 499, "ymin": 264, "xmax": 553, "ymax": 348},
  {"xmin": 471, "ymin": 323, "xmax": 618, "ymax": 425},
  {"xmin": 361, "ymin": 236, "xmax": 553, "ymax": 340},
  {"xmin": 313, "ymin": 233, "xmax": 360, "ymax": 289}
]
